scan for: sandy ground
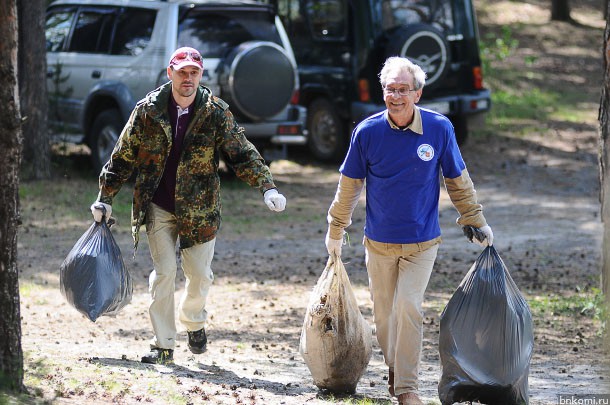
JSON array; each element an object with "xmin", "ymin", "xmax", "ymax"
[{"xmin": 16, "ymin": 126, "xmax": 609, "ymax": 404}]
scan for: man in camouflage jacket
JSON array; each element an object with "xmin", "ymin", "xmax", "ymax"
[{"xmin": 90, "ymin": 47, "xmax": 286, "ymax": 364}]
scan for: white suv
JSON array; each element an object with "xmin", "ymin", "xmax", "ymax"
[{"xmin": 46, "ymin": 0, "xmax": 307, "ymax": 172}]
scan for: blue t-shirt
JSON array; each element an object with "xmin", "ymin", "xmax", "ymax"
[{"xmin": 340, "ymin": 108, "xmax": 465, "ymax": 243}]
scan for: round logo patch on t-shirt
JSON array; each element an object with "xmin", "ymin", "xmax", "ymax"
[{"xmin": 417, "ymin": 144, "xmax": 435, "ymax": 161}]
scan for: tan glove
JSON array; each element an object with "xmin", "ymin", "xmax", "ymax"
[{"xmin": 325, "ymin": 230, "xmax": 343, "ymax": 257}]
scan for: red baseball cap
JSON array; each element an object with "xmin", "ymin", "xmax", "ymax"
[{"xmin": 168, "ymin": 47, "xmax": 203, "ymax": 70}]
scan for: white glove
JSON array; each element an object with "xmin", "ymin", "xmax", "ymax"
[
  {"xmin": 90, "ymin": 202, "xmax": 112, "ymax": 223},
  {"xmin": 325, "ymin": 230, "xmax": 343, "ymax": 257},
  {"xmin": 477, "ymin": 225, "xmax": 493, "ymax": 246},
  {"xmin": 464, "ymin": 225, "xmax": 494, "ymax": 246},
  {"xmin": 264, "ymin": 189, "xmax": 286, "ymax": 212}
]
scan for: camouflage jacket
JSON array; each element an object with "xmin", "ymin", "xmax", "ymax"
[{"xmin": 97, "ymin": 82, "xmax": 276, "ymax": 251}]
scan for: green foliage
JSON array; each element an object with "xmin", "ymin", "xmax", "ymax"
[
  {"xmin": 19, "ymin": 283, "xmax": 48, "ymax": 305},
  {"xmin": 529, "ymin": 288, "xmax": 607, "ymax": 334},
  {"xmin": 578, "ymin": 288, "xmax": 608, "ymax": 324},
  {"xmin": 318, "ymin": 393, "xmax": 393, "ymax": 404},
  {"xmin": 316, "ymin": 396, "xmax": 440, "ymax": 405},
  {"xmin": 474, "ymin": 19, "xmax": 598, "ymax": 140},
  {"xmin": 491, "ymin": 88, "xmax": 558, "ymax": 121},
  {"xmin": 480, "ymin": 26, "xmax": 519, "ymax": 75}
]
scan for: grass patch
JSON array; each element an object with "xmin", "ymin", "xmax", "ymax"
[
  {"xmin": 21, "ymin": 353, "xmax": 193, "ymax": 405},
  {"xmin": 220, "ymin": 177, "xmax": 327, "ymax": 236},
  {"xmin": 491, "ymin": 88, "xmax": 558, "ymax": 122},
  {"xmin": 528, "ymin": 288, "xmax": 606, "ymax": 322},
  {"xmin": 551, "ymin": 101, "xmax": 600, "ymax": 124},
  {"xmin": 486, "ymin": 84, "xmax": 597, "ymax": 129},
  {"xmin": 477, "ymin": 19, "xmax": 599, "ymax": 139},
  {"xmin": 19, "ymin": 176, "xmax": 134, "ymax": 223},
  {"xmin": 0, "ymin": 392, "xmax": 50, "ymax": 405},
  {"xmin": 19, "ymin": 283, "xmax": 44, "ymax": 300},
  {"xmin": 318, "ymin": 393, "xmax": 393, "ymax": 404},
  {"xmin": 316, "ymin": 395, "xmax": 441, "ymax": 405}
]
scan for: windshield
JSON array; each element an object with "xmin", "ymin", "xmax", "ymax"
[{"xmin": 380, "ymin": 0, "xmax": 454, "ymax": 32}]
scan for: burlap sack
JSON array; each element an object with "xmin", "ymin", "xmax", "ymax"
[{"xmin": 299, "ymin": 255, "xmax": 372, "ymax": 393}]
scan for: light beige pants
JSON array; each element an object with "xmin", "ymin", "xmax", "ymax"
[
  {"xmin": 364, "ymin": 236, "xmax": 440, "ymax": 395},
  {"xmin": 146, "ymin": 203, "xmax": 215, "ymax": 349}
]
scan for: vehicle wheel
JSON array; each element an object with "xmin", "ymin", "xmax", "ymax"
[
  {"xmin": 90, "ymin": 109, "xmax": 122, "ymax": 174},
  {"xmin": 385, "ymin": 23, "xmax": 450, "ymax": 90},
  {"xmin": 451, "ymin": 115, "xmax": 468, "ymax": 146},
  {"xmin": 307, "ymin": 98, "xmax": 347, "ymax": 162},
  {"xmin": 220, "ymin": 41, "xmax": 297, "ymax": 121}
]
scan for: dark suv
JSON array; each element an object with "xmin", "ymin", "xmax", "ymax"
[
  {"xmin": 273, "ymin": 0, "xmax": 491, "ymax": 161},
  {"xmin": 45, "ymin": 0, "xmax": 307, "ymax": 172}
]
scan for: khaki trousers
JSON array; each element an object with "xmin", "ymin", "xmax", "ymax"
[
  {"xmin": 146, "ymin": 203, "xmax": 215, "ymax": 349},
  {"xmin": 364, "ymin": 236, "xmax": 440, "ymax": 395}
]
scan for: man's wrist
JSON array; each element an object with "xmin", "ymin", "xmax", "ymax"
[{"xmin": 328, "ymin": 226, "xmax": 344, "ymax": 241}]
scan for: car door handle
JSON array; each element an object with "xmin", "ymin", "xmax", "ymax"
[{"xmin": 91, "ymin": 70, "xmax": 101, "ymax": 79}]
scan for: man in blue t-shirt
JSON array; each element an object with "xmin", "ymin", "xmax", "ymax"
[{"xmin": 325, "ymin": 57, "xmax": 493, "ymax": 405}]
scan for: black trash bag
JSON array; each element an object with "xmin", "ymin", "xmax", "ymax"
[
  {"xmin": 438, "ymin": 245, "xmax": 533, "ymax": 405},
  {"xmin": 60, "ymin": 219, "xmax": 132, "ymax": 322}
]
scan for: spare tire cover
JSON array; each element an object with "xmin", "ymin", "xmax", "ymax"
[
  {"xmin": 222, "ymin": 41, "xmax": 297, "ymax": 121},
  {"xmin": 385, "ymin": 24, "xmax": 450, "ymax": 89}
]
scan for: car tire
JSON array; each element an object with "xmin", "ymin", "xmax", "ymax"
[
  {"xmin": 307, "ymin": 98, "xmax": 346, "ymax": 162},
  {"xmin": 220, "ymin": 41, "xmax": 297, "ymax": 121},
  {"xmin": 385, "ymin": 23, "xmax": 450, "ymax": 90},
  {"xmin": 90, "ymin": 109, "xmax": 122, "ymax": 174}
]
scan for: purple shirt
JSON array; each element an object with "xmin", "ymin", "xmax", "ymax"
[{"xmin": 152, "ymin": 94, "xmax": 194, "ymax": 213}]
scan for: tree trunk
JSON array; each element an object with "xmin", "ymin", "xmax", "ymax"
[
  {"xmin": 0, "ymin": 0, "xmax": 24, "ymax": 393},
  {"xmin": 551, "ymin": 0, "xmax": 572, "ymax": 22},
  {"xmin": 600, "ymin": 4, "xmax": 610, "ymax": 300},
  {"xmin": 18, "ymin": 0, "xmax": 50, "ymax": 180}
]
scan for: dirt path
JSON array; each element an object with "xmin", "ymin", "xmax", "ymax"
[{"xmin": 17, "ymin": 125, "xmax": 608, "ymax": 404}]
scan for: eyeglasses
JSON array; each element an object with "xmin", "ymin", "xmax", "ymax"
[
  {"xmin": 170, "ymin": 50, "xmax": 202, "ymax": 64},
  {"xmin": 383, "ymin": 86, "xmax": 416, "ymax": 96}
]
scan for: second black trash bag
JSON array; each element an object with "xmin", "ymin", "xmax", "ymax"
[
  {"xmin": 299, "ymin": 255, "xmax": 372, "ymax": 394},
  {"xmin": 60, "ymin": 220, "xmax": 132, "ymax": 322},
  {"xmin": 438, "ymin": 246, "xmax": 533, "ymax": 405}
]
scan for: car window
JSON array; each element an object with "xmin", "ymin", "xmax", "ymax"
[
  {"xmin": 381, "ymin": 0, "xmax": 454, "ymax": 32},
  {"xmin": 45, "ymin": 7, "xmax": 77, "ymax": 52},
  {"xmin": 112, "ymin": 8, "xmax": 157, "ymax": 56},
  {"xmin": 305, "ymin": 0, "xmax": 347, "ymax": 40},
  {"xmin": 69, "ymin": 8, "xmax": 115, "ymax": 53},
  {"xmin": 178, "ymin": 8, "xmax": 282, "ymax": 58},
  {"xmin": 277, "ymin": 0, "xmax": 315, "ymax": 51}
]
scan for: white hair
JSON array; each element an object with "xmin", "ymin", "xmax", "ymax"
[{"xmin": 378, "ymin": 57, "xmax": 427, "ymax": 90}]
